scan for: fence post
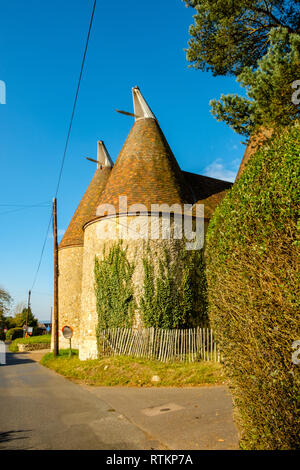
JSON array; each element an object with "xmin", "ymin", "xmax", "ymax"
[{"xmin": 96, "ymin": 327, "xmax": 219, "ymax": 363}]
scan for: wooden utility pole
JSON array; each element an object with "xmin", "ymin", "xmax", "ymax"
[
  {"xmin": 26, "ymin": 290, "xmax": 31, "ymax": 327},
  {"xmin": 52, "ymin": 198, "xmax": 59, "ymax": 357},
  {"xmin": 24, "ymin": 289, "xmax": 31, "ymax": 337}
]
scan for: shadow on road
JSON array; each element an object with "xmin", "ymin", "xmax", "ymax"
[{"xmin": 1, "ymin": 352, "xmax": 36, "ymax": 367}]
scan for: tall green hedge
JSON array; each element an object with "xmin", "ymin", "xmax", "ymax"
[{"xmin": 205, "ymin": 125, "xmax": 300, "ymax": 449}]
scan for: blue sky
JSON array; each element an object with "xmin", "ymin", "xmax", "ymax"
[{"xmin": 0, "ymin": 0, "xmax": 245, "ymax": 320}]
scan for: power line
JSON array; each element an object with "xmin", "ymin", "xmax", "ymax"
[
  {"xmin": 31, "ymin": 210, "xmax": 53, "ymax": 291},
  {"xmin": 55, "ymin": 0, "xmax": 97, "ymax": 198},
  {"xmin": 0, "ymin": 202, "xmax": 50, "ymax": 206},
  {"xmin": 0, "ymin": 202, "xmax": 51, "ymax": 216},
  {"xmin": 30, "ymin": 0, "xmax": 97, "ymax": 291}
]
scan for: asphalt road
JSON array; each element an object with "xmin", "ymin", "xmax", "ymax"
[
  {"xmin": 0, "ymin": 349, "xmax": 239, "ymax": 450},
  {"xmin": 0, "ymin": 350, "xmax": 161, "ymax": 450}
]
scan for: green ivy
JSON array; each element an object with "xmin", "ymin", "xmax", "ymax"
[
  {"xmin": 94, "ymin": 242, "xmax": 135, "ymax": 333},
  {"xmin": 140, "ymin": 244, "xmax": 208, "ymax": 329}
]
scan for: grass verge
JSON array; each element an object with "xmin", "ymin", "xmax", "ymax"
[
  {"xmin": 40, "ymin": 349, "xmax": 224, "ymax": 387},
  {"xmin": 9, "ymin": 334, "xmax": 51, "ymax": 352}
]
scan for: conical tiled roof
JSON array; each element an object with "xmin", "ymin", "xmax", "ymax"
[
  {"xmin": 59, "ymin": 142, "xmax": 112, "ymax": 249},
  {"xmin": 96, "ymin": 98, "xmax": 194, "ymax": 213},
  {"xmin": 63, "ymin": 88, "xmax": 237, "ymax": 237}
]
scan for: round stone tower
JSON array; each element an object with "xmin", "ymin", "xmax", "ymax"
[
  {"xmin": 79, "ymin": 87, "xmax": 198, "ymax": 360},
  {"xmin": 53, "ymin": 141, "xmax": 113, "ymax": 350}
]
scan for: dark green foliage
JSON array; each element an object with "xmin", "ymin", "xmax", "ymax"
[
  {"xmin": 0, "ymin": 287, "xmax": 12, "ymax": 336},
  {"xmin": 6, "ymin": 327, "xmax": 24, "ymax": 341},
  {"xmin": 33, "ymin": 327, "xmax": 46, "ymax": 336},
  {"xmin": 95, "ymin": 242, "xmax": 135, "ymax": 331},
  {"xmin": 4, "ymin": 317, "xmax": 17, "ymax": 330},
  {"xmin": 210, "ymin": 28, "xmax": 300, "ymax": 137},
  {"xmin": 184, "ymin": 0, "xmax": 300, "ymax": 76},
  {"xmin": 205, "ymin": 125, "xmax": 300, "ymax": 449},
  {"xmin": 140, "ymin": 244, "xmax": 208, "ymax": 328}
]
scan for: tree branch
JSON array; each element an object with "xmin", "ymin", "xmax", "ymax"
[{"xmin": 254, "ymin": 6, "xmax": 293, "ymax": 33}]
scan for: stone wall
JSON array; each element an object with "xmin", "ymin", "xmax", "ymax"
[
  {"xmin": 18, "ymin": 342, "xmax": 50, "ymax": 352},
  {"xmin": 51, "ymin": 245, "xmax": 83, "ymax": 351},
  {"xmin": 79, "ymin": 214, "xmax": 205, "ymax": 360}
]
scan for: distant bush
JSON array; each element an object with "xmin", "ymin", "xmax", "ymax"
[
  {"xmin": 14, "ymin": 334, "xmax": 51, "ymax": 344},
  {"xmin": 205, "ymin": 125, "xmax": 300, "ymax": 449},
  {"xmin": 6, "ymin": 327, "xmax": 23, "ymax": 341},
  {"xmin": 33, "ymin": 327, "xmax": 46, "ymax": 336}
]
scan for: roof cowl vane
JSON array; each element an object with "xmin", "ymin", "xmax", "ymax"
[
  {"xmin": 97, "ymin": 141, "xmax": 113, "ymax": 169},
  {"xmin": 132, "ymin": 86, "xmax": 156, "ymax": 121},
  {"xmin": 85, "ymin": 141, "xmax": 113, "ymax": 169}
]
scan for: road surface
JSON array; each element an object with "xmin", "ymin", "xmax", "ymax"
[{"xmin": 0, "ymin": 349, "xmax": 239, "ymax": 450}]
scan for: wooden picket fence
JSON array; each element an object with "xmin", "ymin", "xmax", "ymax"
[{"xmin": 98, "ymin": 327, "xmax": 221, "ymax": 363}]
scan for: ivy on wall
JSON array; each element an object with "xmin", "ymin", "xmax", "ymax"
[
  {"xmin": 140, "ymin": 244, "xmax": 208, "ymax": 329},
  {"xmin": 94, "ymin": 242, "xmax": 135, "ymax": 332},
  {"xmin": 95, "ymin": 240, "xmax": 208, "ymax": 336}
]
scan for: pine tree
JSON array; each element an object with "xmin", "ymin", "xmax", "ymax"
[
  {"xmin": 14, "ymin": 307, "xmax": 38, "ymax": 328},
  {"xmin": 210, "ymin": 28, "xmax": 300, "ymax": 137},
  {"xmin": 184, "ymin": 0, "xmax": 300, "ymax": 76}
]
